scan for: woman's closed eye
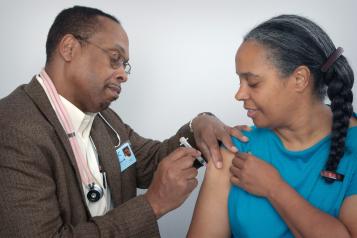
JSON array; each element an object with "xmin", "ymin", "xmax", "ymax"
[{"xmin": 248, "ymin": 82, "xmax": 259, "ymax": 88}]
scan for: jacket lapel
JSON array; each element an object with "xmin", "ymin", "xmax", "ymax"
[
  {"xmin": 90, "ymin": 117, "xmax": 123, "ymax": 205},
  {"xmin": 24, "ymin": 77, "xmax": 90, "ymax": 212}
]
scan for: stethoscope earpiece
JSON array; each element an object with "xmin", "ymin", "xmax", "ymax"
[{"xmin": 87, "ymin": 183, "xmax": 104, "ymax": 202}]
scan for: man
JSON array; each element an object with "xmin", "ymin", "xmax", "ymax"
[
  {"xmin": 123, "ymin": 146, "xmax": 132, "ymax": 157},
  {"xmin": 0, "ymin": 6, "xmax": 245, "ymax": 237}
]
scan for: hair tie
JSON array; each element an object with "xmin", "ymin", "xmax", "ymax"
[
  {"xmin": 321, "ymin": 47, "xmax": 344, "ymax": 72},
  {"xmin": 320, "ymin": 170, "xmax": 344, "ymax": 182}
]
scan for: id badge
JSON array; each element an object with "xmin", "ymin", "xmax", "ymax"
[{"xmin": 116, "ymin": 141, "xmax": 136, "ymax": 172}]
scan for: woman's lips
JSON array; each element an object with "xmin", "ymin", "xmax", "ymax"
[{"xmin": 247, "ymin": 109, "xmax": 257, "ymax": 118}]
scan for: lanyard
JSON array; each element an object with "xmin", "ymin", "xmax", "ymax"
[{"xmin": 39, "ymin": 69, "xmax": 93, "ymax": 186}]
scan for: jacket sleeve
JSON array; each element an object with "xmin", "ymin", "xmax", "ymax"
[
  {"xmin": 0, "ymin": 126, "xmax": 160, "ymax": 238},
  {"xmin": 102, "ymin": 109, "xmax": 196, "ymax": 189}
]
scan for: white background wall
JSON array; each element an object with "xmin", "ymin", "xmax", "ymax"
[{"xmin": 1, "ymin": 1, "xmax": 356, "ymax": 237}]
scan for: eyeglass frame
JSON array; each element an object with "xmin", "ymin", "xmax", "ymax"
[{"xmin": 74, "ymin": 35, "xmax": 131, "ymax": 74}]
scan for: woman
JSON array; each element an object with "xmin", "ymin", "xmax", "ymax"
[{"xmin": 188, "ymin": 15, "xmax": 357, "ymax": 237}]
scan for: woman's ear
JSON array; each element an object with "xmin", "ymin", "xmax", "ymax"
[{"xmin": 293, "ymin": 65, "xmax": 311, "ymax": 93}]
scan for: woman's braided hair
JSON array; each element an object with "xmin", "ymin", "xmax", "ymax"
[{"xmin": 244, "ymin": 15, "xmax": 354, "ymax": 183}]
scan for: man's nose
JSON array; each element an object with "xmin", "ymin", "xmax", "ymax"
[{"xmin": 113, "ymin": 66, "xmax": 128, "ymax": 83}]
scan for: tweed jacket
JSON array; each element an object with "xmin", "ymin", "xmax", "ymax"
[{"xmin": 0, "ymin": 78, "xmax": 194, "ymax": 237}]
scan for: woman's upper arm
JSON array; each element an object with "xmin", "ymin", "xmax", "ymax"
[
  {"xmin": 187, "ymin": 147, "xmax": 234, "ymax": 238},
  {"xmin": 339, "ymin": 195, "xmax": 357, "ymax": 237}
]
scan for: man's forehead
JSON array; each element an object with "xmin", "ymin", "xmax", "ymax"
[{"xmin": 94, "ymin": 17, "xmax": 129, "ymax": 56}]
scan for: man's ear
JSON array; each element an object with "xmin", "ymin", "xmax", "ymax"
[
  {"xmin": 292, "ymin": 65, "xmax": 311, "ymax": 93},
  {"xmin": 58, "ymin": 34, "xmax": 79, "ymax": 62}
]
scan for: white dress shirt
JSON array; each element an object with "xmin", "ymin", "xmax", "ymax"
[{"xmin": 36, "ymin": 75, "xmax": 112, "ymax": 217}]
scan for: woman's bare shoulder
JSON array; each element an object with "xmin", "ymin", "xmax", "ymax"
[{"xmin": 205, "ymin": 147, "xmax": 235, "ymax": 179}]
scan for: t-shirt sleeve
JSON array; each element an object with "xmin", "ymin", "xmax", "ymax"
[
  {"xmin": 345, "ymin": 165, "xmax": 357, "ymax": 197},
  {"xmin": 230, "ymin": 129, "xmax": 253, "ymax": 153}
]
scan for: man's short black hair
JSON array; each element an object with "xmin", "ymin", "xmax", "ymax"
[{"xmin": 45, "ymin": 6, "xmax": 120, "ymax": 64}]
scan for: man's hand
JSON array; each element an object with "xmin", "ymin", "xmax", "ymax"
[
  {"xmin": 191, "ymin": 113, "xmax": 251, "ymax": 169},
  {"xmin": 144, "ymin": 147, "xmax": 200, "ymax": 218}
]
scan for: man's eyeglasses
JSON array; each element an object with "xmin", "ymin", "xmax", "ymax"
[{"xmin": 75, "ymin": 36, "xmax": 131, "ymax": 74}]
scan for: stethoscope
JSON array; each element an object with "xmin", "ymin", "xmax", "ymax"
[
  {"xmin": 86, "ymin": 113, "xmax": 121, "ymax": 202},
  {"xmin": 38, "ymin": 70, "xmax": 121, "ymax": 203}
]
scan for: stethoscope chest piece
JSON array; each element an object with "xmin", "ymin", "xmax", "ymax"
[{"xmin": 87, "ymin": 183, "xmax": 104, "ymax": 202}]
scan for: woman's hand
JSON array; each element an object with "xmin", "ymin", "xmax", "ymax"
[{"xmin": 230, "ymin": 151, "xmax": 283, "ymax": 197}]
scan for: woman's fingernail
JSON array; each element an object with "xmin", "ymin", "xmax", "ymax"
[{"xmin": 231, "ymin": 146, "xmax": 238, "ymax": 152}]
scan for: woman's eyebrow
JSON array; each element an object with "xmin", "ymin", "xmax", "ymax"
[{"xmin": 237, "ymin": 72, "xmax": 259, "ymax": 79}]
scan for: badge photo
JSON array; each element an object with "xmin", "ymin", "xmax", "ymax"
[{"xmin": 116, "ymin": 141, "xmax": 136, "ymax": 172}]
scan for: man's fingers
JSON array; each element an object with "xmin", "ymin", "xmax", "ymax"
[
  {"xmin": 231, "ymin": 125, "xmax": 252, "ymax": 142},
  {"xmin": 230, "ymin": 126, "xmax": 249, "ymax": 142},
  {"xmin": 207, "ymin": 140, "xmax": 224, "ymax": 169},
  {"xmin": 181, "ymin": 167, "xmax": 198, "ymax": 180},
  {"xmin": 175, "ymin": 155, "xmax": 197, "ymax": 169},
  {"xmin": 197, "ymin": 140, "xmax": 212, "ymax": 164},
  {"xmin": 198, "ymin": 132, "xmax": 226, "ymax": 169},
  {"xmin": 169, "ymin": 147, "xmax": 200, "ymax": 162},
  {"xmin": 219, "ymin": 128, "xmax": 239, "ymax": 153},
  {"xmin": 235, "ymin": 125, "xmax": 252, "ymax": 131}
]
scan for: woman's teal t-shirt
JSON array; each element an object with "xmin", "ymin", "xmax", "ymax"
[{"xmin": 228, "ymin": 126, "xmax": 357, "ymax": 238}]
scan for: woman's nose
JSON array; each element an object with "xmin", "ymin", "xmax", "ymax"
[{"xmin": 235, "ymin": 85, "xmax": 249, "ymax": 101}]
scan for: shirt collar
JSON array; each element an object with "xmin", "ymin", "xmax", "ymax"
[
  {"xmin": 36, "ymin": 72, "xmax": 97, "ymax": 138},
  {"xmin": 59, "ymin": 96, "xmax": 97, "ymax": 138}
]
